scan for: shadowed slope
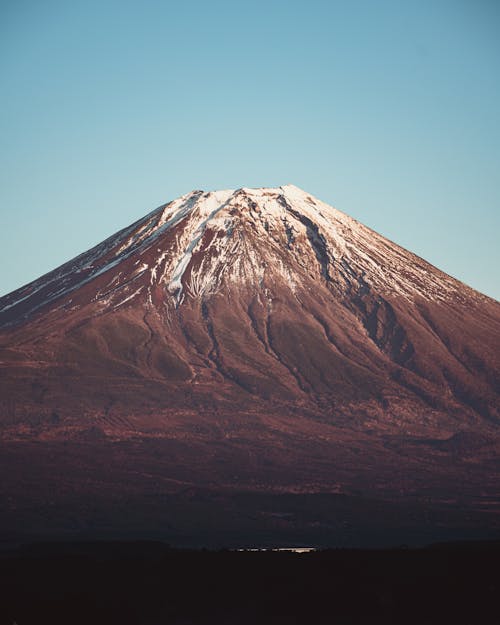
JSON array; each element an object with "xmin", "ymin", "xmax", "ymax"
[{"xmin": 0, "ymin": 185, "xmax": 499, "ymax": 542}]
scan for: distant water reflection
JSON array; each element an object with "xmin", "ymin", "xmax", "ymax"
[{"xmin": 236, "ymin": 547, "xmax": 316, "ymax": 553}]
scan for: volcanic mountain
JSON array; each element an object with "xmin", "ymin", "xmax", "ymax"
[{"xmin": 1, "ymin": 185, "xmax": 499, "ymax": 546}]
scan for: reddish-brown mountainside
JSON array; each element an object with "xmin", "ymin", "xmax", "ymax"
[{"xmin": 1, "ymin": 185, "xmax": 499, "ymax": 545}]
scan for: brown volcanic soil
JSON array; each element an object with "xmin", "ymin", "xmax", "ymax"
[{"xmin": 0, "ymin": 185, "xmax": 499, "ymax": 544}]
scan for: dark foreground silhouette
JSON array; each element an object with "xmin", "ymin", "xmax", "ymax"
[{"xmin": 1, "ymin": 541, "xmax": 500, "ymax": 624}]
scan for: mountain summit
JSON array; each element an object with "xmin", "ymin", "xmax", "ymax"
[
  {"xmin": 1, "ymin": 185, "xmax": 499, "ymax": 545},
  {"xmin": 0, "ymin": 184, "xmax": 489, "ymax": 322}
]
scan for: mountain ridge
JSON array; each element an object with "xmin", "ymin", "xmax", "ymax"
[
  {"xmin": 1, "ymin": 184, "xmax": 494, "ymax": 328},
  {"xmin": 0, "ymin": 184, "xmax": 499, "ymax": 543}
]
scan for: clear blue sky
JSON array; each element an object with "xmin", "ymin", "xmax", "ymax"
[{"xmin": 1, "ymin": 0, "xmax": 499, "ymax": 299}]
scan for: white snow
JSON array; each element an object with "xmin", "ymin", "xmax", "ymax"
[
  {"xmin": 113, "ymin": 286, "xmax": 145, "ymax": 308},
  {"xmin": 167, "ymin": 191, "xmax": 234, "ymax": 303},
  {"xmin": 1, "ymin": 184, "xmax": 481, "ymax": 323}
]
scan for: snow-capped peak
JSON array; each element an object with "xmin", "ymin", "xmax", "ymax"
[{"xmin": 0, "ymin": 185, "xmax": 483, "ymax": 326}]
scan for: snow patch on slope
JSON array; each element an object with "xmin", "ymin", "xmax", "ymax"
[{"xmin": 0, "ymin": 184, "xmax": 485, "ymax": 327}]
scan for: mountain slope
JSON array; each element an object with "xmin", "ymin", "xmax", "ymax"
[{"xmin": 1, "ymin": 184, "xmax": 499, "ymax": 543}]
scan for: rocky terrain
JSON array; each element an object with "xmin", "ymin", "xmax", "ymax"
[{"xmin": 1, "ymin": 184, "xmax": 499, "ymax": 545}]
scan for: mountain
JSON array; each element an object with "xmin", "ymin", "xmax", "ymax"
[{"xmin": 1, "ymin": 184, "xmax": 499, "ymax": 546}]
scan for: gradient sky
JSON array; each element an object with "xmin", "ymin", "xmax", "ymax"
[{"xmin": 1, "ymin": 0, "xmax": 499, "ymax": 299}]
